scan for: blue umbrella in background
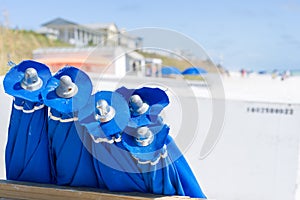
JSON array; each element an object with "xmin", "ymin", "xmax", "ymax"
[
  {"xmin": 182, "ymin": 67, "xmax": 207, "ymax": 75},
  {"xmin": 41, "ymin": 66, "xmax": 98, "ymax": 187},
  {"xmin": 258, "ymin": 70, "xmax": 268, "ymax": 75},
  {"xmin": 161, "ymin": 66, "xmax": 182, "ymax": 76},
  {"xmin": 78, "ymin": 91, "xmax": 146, "ymax": 192},
  {"xmin": 3, "ymin": 60, "xmax": 52, "ymax": 183}
]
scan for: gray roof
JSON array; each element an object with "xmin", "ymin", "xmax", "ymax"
[
  {"xmin": 83, "ymin": 23, "xmax": 117, "ymax": 30},
  {"xmin": 42, "ymin": 17, "xmax": 78, "ymax": 27}
]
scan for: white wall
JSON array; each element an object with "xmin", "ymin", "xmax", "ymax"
[{"xmin": 114, "ymin": 51, "xmax": 127, "ymax": 77}]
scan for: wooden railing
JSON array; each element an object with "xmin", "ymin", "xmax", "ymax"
[{"xmin": 0, "ymin": 180, "xmax": 205, "ymax": 200}]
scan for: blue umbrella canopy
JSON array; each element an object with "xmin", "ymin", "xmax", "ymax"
[
  {"xmin": 41, "ymin": 66, "xmax": 99, "ymax": 187},
  {"xmin": 3, "ymin": 60, "xmax": 52, "ymax": 183},
  {"xmin": 258, "ymin": 70, "xmax": 268, "ymax": 74},
  {"xmin": 78, "ymin": 91, "xmax": 130, "ymax": 138},
  {"xmin": 78, "ymin": 91, "xmax": 146, "ymax": 192},
  {"xmin": 122, "ymin": 124, "xmax": 206, "ymax": 198},
  {"xmin": 161, "ymin": 66, "xmax": 181, "ymax": 76},
  {"xmin": 182, "ymin": 67, "xmax": 207, "ymax": 75},
  {"xmin": 116, "ymin": 87, "xmax": 169, "ymax": 128}
]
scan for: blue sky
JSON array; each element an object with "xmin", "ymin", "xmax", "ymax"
[{"xmin": 0, "ymin": 0, "xmax": 300, "ymax": 71}]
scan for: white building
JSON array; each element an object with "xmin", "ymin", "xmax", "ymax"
[
  {"xmin": 38, "ymin": 18, "xmax": 142, "ymax": 48},
  {"xmin": 33, "ymin": 47, "xmax": 147, "ymax": 77}
]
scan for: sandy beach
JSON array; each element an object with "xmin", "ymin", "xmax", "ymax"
[{"xmin": 1, "ymin": 73, "xmax": 300, "ymax": 200}]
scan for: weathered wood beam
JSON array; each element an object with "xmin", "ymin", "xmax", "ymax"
[{"xmin": 0, "ymin": 180, "xmax": 204, "ymax": 200}]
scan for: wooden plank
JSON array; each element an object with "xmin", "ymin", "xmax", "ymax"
[{"xmin": 0, "ymin": 180, "xmax": 204, "ymax": 200}]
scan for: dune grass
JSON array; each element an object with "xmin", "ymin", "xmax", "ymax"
[
  {"xmin": 0, "ymin": 27, "xmax": 69, "ymax": 75},
  {"xmin": 137, "ymin": 51, "xmax": 218, "ymax": 72}
]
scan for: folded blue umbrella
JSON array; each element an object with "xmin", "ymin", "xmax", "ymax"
[
  {"xmin": 122, "ymin": 124, "xmax": 206, "ymax": 198},
  {"xmin": 3, "ymin": 60, "xmax": 52, "ymax": 183},
  {"xmin": 41, "ymin": 66, "xmax": 99, "ymax": 187},
  {"xmin": 166, "ymin": 135, "xmax": 206, "ymax": 198},
  {"xmin": 115, "ymin": 87, "xmax": 169, "ymax": 128},
  {"xmin": 78, "ymin": 91, "xmax": 146, "ymax": 192},
  {"xmin": 118, "ymin": 87, "xmax": 206, "ymax": 198}
]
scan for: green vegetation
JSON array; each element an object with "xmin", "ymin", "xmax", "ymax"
[
  {"xmin": 0, "ymin": 28, "xmax": 221, "ymax": 77},
  {"xmin": 0, "ymin": 27, "xmax": 69, "ymax": 75},
  {"xmin": 138, "ymin": 51, "xmax": 219, "ymax": 73},
  {"xmin": 138, "ymin": 51, "xmax": 192, "ymax": 71}
]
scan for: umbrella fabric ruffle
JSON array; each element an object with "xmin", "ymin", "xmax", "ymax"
[
  {"xmin": 4, "ymin": 60, "xmax": 52, "ymax": 183},
  {"xmin": 91, "ymin": 138, "xmax": 146, "ymax": 192},
  {"xmin": 78, "ymin": 91, "xmax": 146, "ymax": 192},
  {"xmin": 79, "ymin": 91, "xmax": 130, "ymax": 138},
  {"xmin": 5, "ymin": 97, "xmax": 51, "ymax": 183},
  {"xmin": 135, "ymin": 148, "xmax": 185, "ymax": 196},
  {"xmin": 135, "ymin": 143, "xmax": 206, "ymax": 198},
  {"xmin": 116, "ymin": 87, "xmax": 169, "ymax": 128},
  {"xmin": 122, "ymin": 125, "xmax": 206, "ymax": 198},
  {"xmin": 48, "ymin": 109, "xmax": 100, "ymax": 187},
  {"xmin": 42, "ymin": 66, "xmax": 100, "ymax": 188},
  {"xmin": 121, "ymin": 125, "xmax": 183, "ymax": 196}
]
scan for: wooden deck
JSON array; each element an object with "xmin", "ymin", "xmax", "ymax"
[{"xmin": 0, "ymin": 180, "xmax": 205, "ymax": 200}]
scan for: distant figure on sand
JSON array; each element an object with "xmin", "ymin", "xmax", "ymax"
[
  {"xmin": 240, "ymin": 69, "xmax": 247, "ymax": 77},
  {"xmin": 271, "ymin": 70, "xmax": 278, "ymax": 79},
  {"xmin": 281, "ymin": 70, "xmax": 290, "ymax": 81},
  {"xmin": 132, "ymin": 62, "xmax": 136, "ymax": 72}
]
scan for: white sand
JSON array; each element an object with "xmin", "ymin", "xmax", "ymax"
[{"xmin": 0, "ymin": 74, "xmax": 299, "ymax": 200}]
